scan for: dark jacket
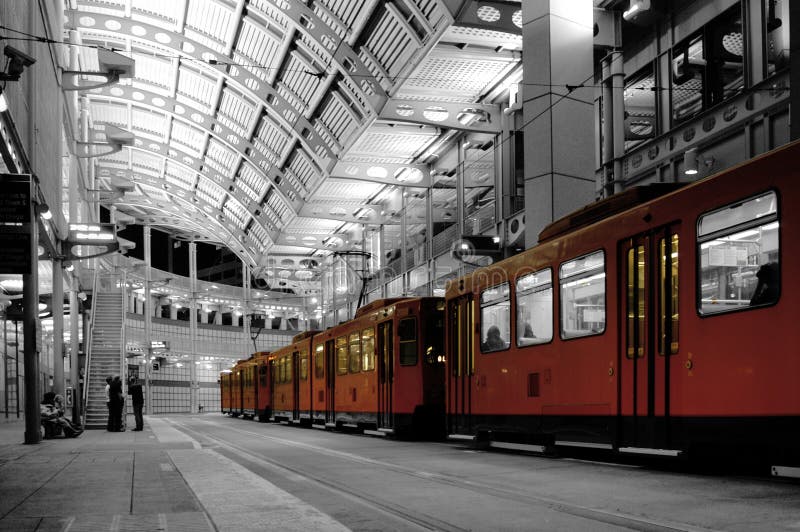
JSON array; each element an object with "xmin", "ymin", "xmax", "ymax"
[{"xmin": 128, "ymin": 382, "xmax": 144, "ymax": 406}]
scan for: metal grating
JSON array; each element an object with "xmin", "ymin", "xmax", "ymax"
[
  {"xmin": 285, "ymin": 150, "xmax": 320, "ymax": 191},
  {"xmin": 363, "ymin": 6, "xmax": 417, "ymax": 81},
  {"xmin": 236, "ymin": 162, "xmax": 268, "ymax": 201},
  {"xmin": 223, "ymin": 198, "xmax": 249, "ymax": 229},
  {"xmin": 88, "ymin": 99, "xmax": 129, "ymax": 127},
  {"xmin": 184, "ymin": 0, "xmax": 234, "ymax": 48},
  {"xmin": 196, "ymin": 176, "xmax": 225, "ymax": 208},
  {"xmin": 234, "ymin": 18, "xmax": 284, "ymax": 83},
  {"xmin": 130, "ymin": 52, "xmax": 173, "ymax": 91},
  {"xmin": 265, "ymin": 190, "xmax": 290, "ymax": 222},
  {"xmin": 169, "ymin": 120, "xmax": 206, "ymax": 158},
  {"xmin": 176, "ymin": 67, "xmax": 217, "ymax": 114},
  {"xmin": 204, "ymin": 138, "xmax": 239, "ymax": 176},
  {"xmin": 218, "ymin": 88, "xmax": 256, "ymax": 138},
  {"xmin": 165, "ymin": 160, "xmax": 197, "ymax": 189},
  {"xmin": 131, "ymin": 107, "xmax": 168, "ymax": 138}
]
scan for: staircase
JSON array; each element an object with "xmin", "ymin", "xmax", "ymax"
[{"xmin": 84, "ymin": 281, "xmax": 125, "ymax": 429}]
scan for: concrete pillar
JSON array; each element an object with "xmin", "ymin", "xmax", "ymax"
[
  {"xmin": 52, "ymin": 260, "xmax": 64, "ymax": 397},
  {"xmin": 200, "ymin": 307, "xmax": 209, "ymax": 324},
  {"xmin": 242, "ymin": 262, "xmax": 250, "ymax": 357},
  {"xmin": 189, "ymin": 242, "xmax": 198, "ymax": 413},
  {"xmin": 213, "ymin": 308, "xmax": 222, "ymax": 325},
  {"xmin": 522, "ymin": 1, "xmax": 596, "ymax": 247},
  {"xmin": 143, "ymin": 226, "xmax": 153, "ymax": 415},
  {"xmin": 69, "ymin": 278, "xmax": 80, "ymax": 424}
]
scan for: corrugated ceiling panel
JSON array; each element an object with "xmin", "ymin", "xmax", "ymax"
[
  {"xmin": 176, "ymin": 68, "xmax": 216, "ymax": 113},
  {"xmin": 205, "ymin": 139, "xmax": 238, "ymax": 175},
  {"xmin": 141, "ymin": 184, "xmax": 170, "ymax": 201},
  {"xmin": 348, "ymin": 127, "xmax": 437, "ymax": 159},
  {"xmin": 88, "ymin": 100, "xmax": 128, "ymax": 127},
  {"xmin": 165, "ymin": 160, "xmax": 196, "ymax": 189},
  {"xmin": 252, "ymin": 116, "xmax": 288, "ymax": 166},
  {"xmin": 131, "ymin": 107, "xmax": 168, "ymax": 138},
  {"xmin": 196, "ymin": 176, "xmax": 225, "ymax": 208},
  {"xmin": 223, "ymin": 199, "xmax": 249, "ymax": 229},
  {"xmin": 235, "ymin": 18, "xmax": 283, "ymax": 83},
  {"xmin": 286, "ymin": 217, "xmax": 342, "ymax": 231},
  {"xmin": 169, "ymin": 120, "xmax": 205, "ymax": 158},
  {"xmin": 185, "ymin": 0, "xmax": 233, "ymax": 49},
  {"xmin": 248, "ymin": 222, "xmax": 269, "ymax": 244},
  {"xmin": 265, "ymin": 191, "xmax": 290, "ymax": 222},
  {"xmin": 237, "ymin": 162, "xmax": 268, "ymax": 201},
  {"xmin": 247, "ymin": 0, "xmax": 291, "ymax": 29},
  {"xmin": 399, "ymin": 54, "xmax": 515, "ymax": 102},
  {"xmin": 280, "ymin": 53, "xmax": 322, "ymax": 111},
  {"xmin": 285, "ymin": 150, "xmax": 320, "ymax": 190},
  {"xmin": 131, "ymin": 150, "xmax": 163, "ymax": 173},
  {"xmin": 130, "ymin": 0, "xmax": 181, "ymax": 30},
  {"xmin": 218, "ymin": 88, "xmax": 255, "ymax": 138},
  {"xmin": 363, "ymin": 7, "xmax": 416, "ymax": 79},
  {"xmin": 314, "ymin": 179, "xmax": 382, "ymax": 199},
  {"xmin": 317, "ymin": 92, "xmax": 358, "ymax": 145},
  {"xmin": 130, "ymin": 53, "xmax": 173, "ymax": 91}
]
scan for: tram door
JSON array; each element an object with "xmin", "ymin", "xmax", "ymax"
[
  {"xmin": 377, "ymin": 321, "xmax": 394, "ymax": 429},
  {"xmin": 448, "ymin": 295, "xmax": 474, "ymax": 435},
  {"xmin": 292, "ymin": 351, "xmax": 300, "ymax": 422},
  {"xmin": 619, "ymin": 227, "xmax": 680, "ymax": 449},
  {"xmin": 325, "ymin": 339, "xmax": 336, "ymax": 424}
]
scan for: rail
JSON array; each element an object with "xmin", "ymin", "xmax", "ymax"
[{"xmin": 80, "ymin": 268, "xmax": 99, "ymax": 425}]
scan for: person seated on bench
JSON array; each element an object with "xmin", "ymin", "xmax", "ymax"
[{"xmin": 41, "ymin": 392, "xmax": 83, "ymax": 438}]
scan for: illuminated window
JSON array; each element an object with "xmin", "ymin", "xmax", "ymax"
[
  {"xmin": 299, "ymin": 350, "xmax": 308, "ymax": 380},
  {"xmin": 336, "ymin": 336, "xmax": 347, "ymax": 375},
  {"xmin": 560, "ymin": 251, "xmax": 606, "ymax": 339},
  {"xmin": 480, "ymin": 283, "xmax": 510, "ymax": 352},
  {"xmin": 349, "ymin": 332, "xmax": 361, "ymax": 373},
  {"xmin": 516, "ymin": 269, "xmax": 552, "ymax": 347},
  {"xmin": 698, "ymin": 191, "xmax": 779, "ymax": 315},
  {"xmin": 314, "ymin": 344, "xmax": 324, "ymax": 378},
  {"xmin": 361, "ymin": 328, "xmax": 375, "ymax": 371}
]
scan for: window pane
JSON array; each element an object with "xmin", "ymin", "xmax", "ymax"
[
  {"xmin": 708, "ymin": 7, "xmax": 743, "ymax": 105},
  {"xmin": 349, "ymin": 332, "xmax": 361, "ymax": 373},
  {"xmin": 399, "ymin": 318, "xmax": 417, "ymax": 366},
  {"xmin": 698, "ymin": 192, "xmax": 776, "ymax": 237},
  {"xmin": 314, "ymin": 344, "xmax": 324, "ymax": 378},
  {"xmin": 336, "ymin": 336, "xmax": 347, "ymax": 375},
  {"xmin": 766, "ymin": 0, "xmax": 789, "ymax": 76},
  {"xmin": 672, "ymin": 35, "xmax": 704, "ymax": 124},
  {"xmin": 481, "ymin": 282, "xmax": 510, "ymax": 352},
  {"xmin": 659, "ymin": 235, "xmax": 680, "ymax": 355},
  {"xmin": 516, "ymin": 269, "xmax": 552, "ymax": 346},
  {"xmin": 624, "ymin": 68, "xmax": 656, "ymax": 151},
  {"xmin": 299, "ymin": 350, "xmax": 308, "ymax": 380},
  {"xmin": 560, "ymin": 251, "xmax": 606, "ymax": 339},
  {"xmin": 285, "ymin": 356, "xmax": 292, "ymax": 382},
  {"xmin": 699, "ymin": 223, "xmax": 780, "ymax": 314},
  {"xmin": 362, "ymin": 328, "xmax": 375, "ymax": 371}
]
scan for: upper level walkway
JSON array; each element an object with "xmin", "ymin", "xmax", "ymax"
[{"xmin": 0, "ymin": 416, "xmax": 349, "ymax": 532}]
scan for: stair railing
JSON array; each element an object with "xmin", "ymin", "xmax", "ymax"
[{"xmin": 80, "ymin": 268, "xmax": 99, "ymax": 425}]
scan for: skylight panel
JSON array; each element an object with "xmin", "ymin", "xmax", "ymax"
[
  {"xmin": 130, "ymin": 0, "xmax": 182, "ymax": 30},
  {"xmin": 196, "ymin": 176, "xmax": 225, "ymax": 209},
  {"xmin": 234, "ymin": 18, "xmax": 283, "ymax": 83},
  {"xmin": 205, "ymin": 139, "xmax": 238, "ymax": 176},
  {"xmin": 252, "ymin": 116, "xmax": 289, "ymax": 165},
  {"xmin": 132, "ymin": 107, "xmax": 168, "ymax": 138},
  {"xmin": 130, "ymin": 52, "xmax": 173, "ymax": 91},
  {"xmin": 176, "ymin": 68, "xmax": 217, "ymax": 113},
  {"xmin": 131, "ymin": 151, "xmax": 163, "ymax": 174},
  {"xmin": 265, "ymin": 190, "xmax": 290, "ymax": 222},
  {"xmin": 237, "ymin": 162, "xmax": 268, "ymax": 201},
  {"xmin": 248, "ymin": 222, "xmax": 269, "ymax": 244},
  {"xmin": 165, "ymin": 160, "xmax": 197, "ymax": 188},
  {"xmin": 285, "ymin": 150, "xmax": 320, "ymax": 190},
  {"xmin": 169, "ymin": 120, "xmax": 206, "ymax": 158},
  {"xmin": 88, "ymin": 99, "xmax": 128, "ymax": 127},
  {"xmin": 224, "ymin": 198, "xmax": 249, "ymax": 229},
  {"xmin": 185, "ymin": 0, "xmax": 234, "ymax": 50},
  {"xmin": 218, "ymin": 89, "xmax": 256, "ymax": 138}
]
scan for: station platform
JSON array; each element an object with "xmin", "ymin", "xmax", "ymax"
[{"xmin": 0, "ymin": 415, "xmax": 349, "ymax": 532}]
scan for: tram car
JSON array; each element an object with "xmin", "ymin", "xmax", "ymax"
[
  {"xmin": 270, "ymin": 331, "xmax": 316, "ymax": 425},
  {"xmin": 445, "ymin": 141, "xmax": 798, "ymax": 465},
  {"xmin": 309, "ymin": 297, "xmax": 446, "ymax": 437},
  {"xmin": 222, "ymin": 353, "xmax": 271, "ymax": 418}
]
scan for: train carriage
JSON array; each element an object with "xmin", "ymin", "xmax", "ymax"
[
  {"xmin": 445, "ymin": 141, "xmax": 799, "ymax": 465},
  {"xmin": 310, "ymin": 297, "xmax": 446, "ymax": 437},
  {"xmin": 219, "ymin": 370, "xmax": 233, "ymax": 415},
  {"xmin": 270, "ymin": 333, "xmax": 315, "ymax": 425}
]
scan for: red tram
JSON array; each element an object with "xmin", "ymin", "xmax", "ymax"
[
  {"xmin": 445, "ymin": 142, "xmax": 798, "ymax": 464},
  {"xmin": 220, "ymin": 297, "xmax": 446, "ymax": 438}
]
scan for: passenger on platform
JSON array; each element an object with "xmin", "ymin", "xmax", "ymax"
[
  {"xmin": 483, "ymin": 325, "xmax": 506, "ymax": 351},
  {"xmin": 109, "ymin": 376, "xmax": 125, "ymax": 432},
  {"xmin": 128, "ymin": 376, "xmax": 144, "ymax": 431},
  {"xmin": 41, "ymin": 392, "xmax": 83, "ymax": 438},
  {"xmin": 750, "ymin": 262, "xmax": 779, "ymax": 306},
  {"xmin": 105, "ymin": 375, "xmax": 113, "ymax": 431}
]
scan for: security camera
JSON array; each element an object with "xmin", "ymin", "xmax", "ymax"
[{"xmin": 4, "ymin": 46, "xmax": 36, "ymax": 67}]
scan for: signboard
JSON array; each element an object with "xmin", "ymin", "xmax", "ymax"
[
  {"xmin": 150, "ymin": 340, "xmax": 170, "ymax": 350},
  {"xmin": 0, "ymin": 174, "xmax": 31, "ymax": 224},
  {"xmin": 0, "ymin": 174, "xmax": 32, "ymax": 274}
]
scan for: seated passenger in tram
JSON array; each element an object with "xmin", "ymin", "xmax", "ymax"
[
  {"xmin": 483, "ymin": 325, "xmax": 507, "ymax": 351},
  {"xmin": 749, "ymin": 262, "xmax": 779, "ymax": 306}
]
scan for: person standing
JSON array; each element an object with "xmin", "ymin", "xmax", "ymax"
[
  {"xmin": 105, "ymin": 375, "xmax": 113, "ymax": 431},
  {"xmin": 128, "ymin": 376, "xmax": 144, "ymax": 431},
  {"xmin": 109, "ymin": 376, "xmax": 125, "ymax": 431}
]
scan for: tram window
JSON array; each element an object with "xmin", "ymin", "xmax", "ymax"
[
  {"xmin": 560, "ymin": 251, "xmax": 606, "ymax": 339},
  {"xmin": 299, "ymin": 350, "xmax": 308, "ymax": 381},
  {"xmin": 314, "ymin": 344, "xmax": 324, "ymax": 378},
  {"xmin": 349, "ymin": 332, "xmax": 362, "ymax": 373},
  {"xmin": 658, "ymin": 235, "xmax": 679, "ymax": 355},
  {"xmin": 285, "ymin": 356, "xmax": 292, "ymax": 382},
  {"xmin": 361, "ymin": 328, "xmax": 375, "ymax": 371},
  {"xmin": 336, "ymin": 336, "xmax": 348, "ymax": 375},
  {"xmin": 398, "ymin": 317, "xmax": 418, "ymax": 366},
  {"xmin": 516, "ymin": 269, "xmax": 553, "ymax": 347},
  {"xmin": 480, "ymin": 283, "xmax": 510, "ymax": 352},
  {"xmin": 698, "ymin": 191, "xmax": 779, "ymax": 314},
  {"xmin": 259, "ymin": 364, "xmax": 268, "ymax": 387}
]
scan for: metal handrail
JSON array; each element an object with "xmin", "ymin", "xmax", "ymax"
[{"xmin": 80, "ymin": 268, "xmax": 99, "ymax": 424}]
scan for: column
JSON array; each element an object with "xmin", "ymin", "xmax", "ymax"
[
  {"xmin": 52, "ymin": 259, "xmax": 64, "ymax": 396},
  {"xmin": 523, "ymin": 1, "xmax": 595, "ymax": 246},
  {"xmin": 143, "ymin": 226, "xmax": 153, "ymax": 415},
  {"xmin": 69, "ymin": 277, "xmax": 80, "ymax": 424},
  {"xmin": 189, "ymin": 242, "xmax": 198, "ymax": 414},
  {"xmin": 242, "ymin": 261, "xmax": 250, "ymax": 358},
  {"xmin": 23, "ymin": 193, "xmax": 39, "ymax": 444}
]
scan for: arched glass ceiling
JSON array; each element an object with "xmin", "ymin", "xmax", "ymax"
[{"xmin": 67, "ymin": 0, "xmax": 523, "ymax": 276}]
